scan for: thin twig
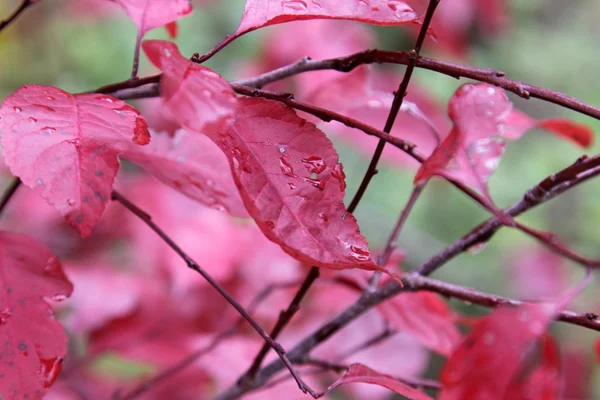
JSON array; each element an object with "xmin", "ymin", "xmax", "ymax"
[
  {"xmin": 347, "ymin": 0, "xmax": 440, "ymax": 213},
  {"xmin": 381, "ymin": 181, "xmax": 427, "ymax": 265},
  {"xmin": 0, "ymin": 178, "xmax": 21, "ymax": 217},
  {"xmin": 242, "ymin": 267, "xmax": 320, "ymax": 382},
  {"xmin": 110, "ymin": 190, "xmax": 318, "ymax": 398},
  {"xmin": 130, "ymin": 33, "xmax": 143, "ymax": 79},
  {"xmin": 0, "ymin": 0, "xmax": 35, "ymax": 33}
]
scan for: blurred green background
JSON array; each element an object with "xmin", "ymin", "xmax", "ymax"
[{"xmin": 0, "ymin": 0, "xmax": 598, "ymax": 397}]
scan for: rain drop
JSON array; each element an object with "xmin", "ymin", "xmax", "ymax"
[
  {"xmin": 0, "ymin": 308, "xmax": 12, "ymax": 325},
  {"xmin": 318, "ymin": 212, "xmax": 328, "ymax": 222},
  {"xmin": 13, "ymin": 106, "xmax": 22, "ymax": 113},
  {"xmin": 279, "ymin": 157, "xmax": 297, "ymax": 177},
  {"xmin": 67, "ymin": 198, "xmax": 75, "ymax": 206},
  {"xmin": 288, "ymin": 182, "xmax": 296, "ymax": 190},
  {"xmin": 41, "ymin": 127, "xmax": 56, "ymax": 135},
  {"xmin": 331, "ymin": 163, "xmax": 347, "ymax": 191},
  {"xmin": 486, "ymin": 87, "xmax": 496, "ymax": 95},
  {"xmin": 28, "ymin": 117, "xmax": 38, "ymax": 123},
  {"xmin": 304, "ymin": 178, "xmax": 325, "ymax": 190},
  {"xmin": 40, "ymin": 358, "xmax": 63, "ymax": 388},
  {"xmin": 301, "ymin": 156, "xmax": 326, "ymax": 174},
  {"xmin": 347, "ymin": 245, "xmax": 370, "ymax": 262}
]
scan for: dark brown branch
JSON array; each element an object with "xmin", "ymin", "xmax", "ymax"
[
  {"xmin": 233, "ymin": 50, "xmax": 600, "ymax": 121},
  {"xmin": 0, "ymin": 178, "xmax": 21, "ymax": 217},
  {"xmin": 241, "ymin": 267, "xmax": 320, "ymax": 382},
  {"xmin": 347, "ymin": 0, "xmax": 440, "ymax": 213},
  {"xmin": 0, "ymin": 0, "xmax": 35, "ymax": 33},
  {"xmin": 110, "ymin": 190, "xmax": 318, "ymax": 398}
]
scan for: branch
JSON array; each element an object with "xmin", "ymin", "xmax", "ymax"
[
  {"xmin": 0, "ymin": 0, "xmax": 36, "ymax": 33},
  {"xmin": 347, "ymin": 0, "xmax": 440, "ymax": 213},
  {"xmin": 213, "ymin": 155, "xmax": 600, "ymax": 400},
  {"xmin": 0, "ymin": 178, "xmax": 21, "ymax": 217},
  {"xmin": 233, "ymin": 50, "xmax": 600, "ymax": 121},
  {"xmin": 241, "ymin": 267, "xmax": 320, "ymax": 382},
  {"xmin": 110, "ymin": 190, "xmax": 318, "ymax": 398}
]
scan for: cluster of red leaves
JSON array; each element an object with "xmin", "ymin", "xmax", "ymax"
[{"xmin": 0, "ymin": 0, "xmax": 597, "ymax": 399}]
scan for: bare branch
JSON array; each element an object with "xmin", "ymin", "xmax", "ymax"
[
  {"xmin": 111, "ymin": 190, "xmax": 318, "ymax": 398},
  {"xmin": 0, "ymin": 0, "xmax": 36, "ymax": 33}
]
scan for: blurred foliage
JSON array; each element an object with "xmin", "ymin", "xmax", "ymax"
[{"xmin": 0, "ymin": 0, "xmax": 598, "ymax": 397}]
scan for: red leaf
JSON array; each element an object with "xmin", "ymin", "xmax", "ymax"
[
  {"xmin": 0, "ymin": 232, "xmax": 73, "ymax": 399},
  {"xmin": 416, "ymin": 84, "xmax": 595, "ymax": 202},
  {"xmin": 503, "ymin": 335, "xmax": 561, "ymax": 400},
  {"xmin": 115, "ymin": 0, "xmax": 192, "ymax": 35},
  {"xmin": 321, "ymin": 363, "xmax": 433, "ymax": 400},
  {"xmin": 439, "ymin": 302, "xmax": 562, "ymax": 400},
  {"xmin": 122, "ymin": 129, "xmax": 248, "ymax": 217},
  {"xmin": 165, "ymin": 21, "xmax": 178, "ymax": 38},
  {"xmin": 378, "ymin": 291, "xmax": 461, "ymax": 356},
  {"xmin": 503, "ymin": 109, "xmax": 593, "ymax": 147},
  {"xmin": 214, "ymin": 98, "xmax": 379, "ymax": 271},
  {"xmin": 415, "ymin": 84, "xmax": 512, "ymax": 190},
  {"xmin": 0, "ymin": 85, "xmax": 150, "ymax": 237},
  {"xmin": 142, "ymin": 40, "xmax": 237, "ymax": 131},
  {"xmin": 236, "ymin": 0, "xmax": 419, "ymax": 37}
]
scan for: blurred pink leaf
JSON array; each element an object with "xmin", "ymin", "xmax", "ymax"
[
  {"xmin": 122, "ymin": 129, "xmax": 248, "ymax": 217},
  {"xmin": 115, "ymin": 0, "xmax": 192, "ymax": 35}
]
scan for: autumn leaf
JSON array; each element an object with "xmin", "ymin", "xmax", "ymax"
[
  {"xmin": 378, "ymin": 290, "xmax": 461, "ymax": 356},
  {"xmin": 414, "ymin": 83, "xmax": 594, "ymax": 211},
  {"xmin": 0, "ymin": 85, "xmax": 150, "ymax": 237},
  {"xmin": 115, "ymin": 0, "xmax": 192, "ymax": 36},
  {"xmin": 122, "ymin": 129, "xmax": 248, "ymax": 217},
  {"xmin": 0, "ymin": 232, "xmax": 73, "ymax": 400},
  {"xmin": 142, "ymin": 40, "xmax": 238, "ymax": 131},
  {"xmin": 503, "ymin": 109, "xmax": 593, "ymax": 147},
  {"xmin": 439, "ymin": 302, "xmax": 565, "ymax": 399},
  {"xmin": 236, "ymin": 0, "xmax": 418, "ymax": 36},
  {"xmin": 212, "ymin": 98, "xmax": 384, "ymax": 270},
  {"xmin": 320, "ymin": 363, "xmax": 433, "ymax": 400}
]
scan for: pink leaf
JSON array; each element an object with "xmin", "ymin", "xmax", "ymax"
[
  {"xmin": 439, "ymin": 301, "xmax": 564, "ymax": 399},
  {"xmin": 115, "ymin": 0, "xmax": 192, "ymax": 36},
  {"xmin": 321, "ymin": 363, "xmax": 433, "ymax": 400},
  {"xmin": 378, "ymin": 291, "xmax": 461, "ymax": 356},
  {"xmin": 122, "ymin": 129, "xmax": 248, "ymax": 217},
  {"xmin": 236, "ymin": 0, "xmax": 418, "ymax": 35},
  {"xmin": 415, "ymin": 84, "xmax": 595, "ymax": 202},
  {"xmin": 215, "ymin": 97, "xmax": 380, "ymax": 271},
  {"xmin": 0, "ymin": 85, "xmax": 150, "ymax": 237},
  {"xmin": 502, "ymin": 109, "xmax": 593, "ymax": 147},
  {"xmin": 142, "ymin": 40, "xmax": 238, "ymax": 131},
  {"xmin": 0, "ymin": 232, "xmax": 73, "ymax": 399}
]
